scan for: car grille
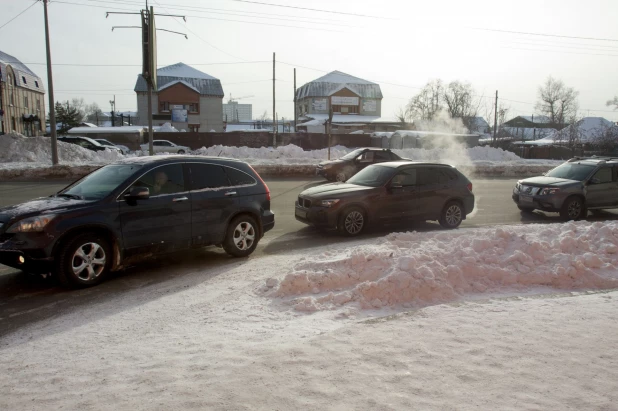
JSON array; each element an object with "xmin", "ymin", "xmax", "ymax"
[{"xmin": 298, "ymin": 197, "xmax": 312, "ymax": 208}]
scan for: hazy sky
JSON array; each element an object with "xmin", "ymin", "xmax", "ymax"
[{"xmin": 2, "ymin": 0, "xmax": 617, "ymax": 122}]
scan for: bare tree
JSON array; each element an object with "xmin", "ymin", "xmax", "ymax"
[
  {"xmin": 484, "ymin": 102, "xmax": 510, "ymax": 135},
  {"xmin": 406, "ymin": 79, "xmax": 444, "ymax": 121},
  {"xmin": 607, "ymin": 96, "xmax": 618, "ymax": 110},
  {"xmin": 70, "ymin": 98, "xmax": 87, "ymax": 122},
  {"xmin": 442, "ymin": 81, "xmax": 480, "ymax": 130},
  {"xmin": 85, "ymin": 102, "xmax": 103, "ymax": 125},
  {"xmin": 394, "ymin": 106, "xmax": 413, "ymax": 124},
  {"xmin": 553, "ymin": 115, "xmax": 583, "ymax": 155},
  {"xmin": 535, "ymin": 76, "xmax": 579, "ymax": 128}
]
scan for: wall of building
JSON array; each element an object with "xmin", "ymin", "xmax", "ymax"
[
  {"xmin": 136, "ymin": 91, "xmax": 159, "ymax": 126},
  {"xmin": 199, "ymin": 97, "xmax": 224, "ymax": 132},
  {"xmin": 297, "ymin": 88, "xmax": 382, "ymax": 118},
  {"xmin": 360, "ymin": 98, "xmax": 381, "ymax": 116},
  {"xmin": 1, "ymin": 66, "xmax": 45, "ymax": 136},
  {"xmin": 223, "ymin": 102, "xmax": 252, "ymax": 122}
]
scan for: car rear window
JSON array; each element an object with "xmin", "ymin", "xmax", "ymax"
[
  {"xmin": 189, "ymin": 164, "xmax": 230, "ymax": 190},
  {"xmin": 224, "ymin": 167, "xmax": 257, "ymax": 186}
]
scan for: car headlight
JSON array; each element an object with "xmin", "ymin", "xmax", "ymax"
[
  {"xmin": 6, "ymin": 215, "xmax": 56, "ymax": 233},
  {"xmin": 540, "ymin": 188, "xmax": 560, "ymax": 195},
  {"xmin": 320, "ymin": 199, "xmax": 340, "ymax": 207}
]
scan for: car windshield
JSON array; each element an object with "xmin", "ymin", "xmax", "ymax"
[
  {"xmin": 96, "ymin": 140, "xmax": 113, "ymax": 145},
  {"xmin": 59, "ymin": 164, "xmax": 143, "ymax": 200},
  {"xmin": 545, "ymin": 163, "xmax": 596, "ymax": 181},
  {"xmin": 347, "ymin": 165, "xmax": 397, "ymax": 187},
  {"xmin": 340, "ymin": 149, "xmax": 364, "ymax": 160}
]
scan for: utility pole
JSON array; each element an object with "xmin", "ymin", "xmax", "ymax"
[
  {"xmin": 293, "ymin": 68, "xmax": 297, "ymax": 132},
  {"xmin": 43, "ymin": 0, "xmax": 58, "ymax": 165},
  {"xmin": 493, "ymin": 90, "xmax": 498, "ymax": 146},
  {"xmin": 272, "ymin": 52, "xmax": 276, "ymax": 146},
  {"xmin": 110, "ymin": 96, "xmax": 116, "ymax": 127},
  {"xmin": 328, "ymin": 106, "xmax": 333, "ymax": 160},
  {"xmin": 532, "ymin": 114, "xmax": 535, "ymax": 140}
]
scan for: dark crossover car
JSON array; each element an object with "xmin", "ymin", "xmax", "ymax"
[
  {"xmin": 0, "ymin": 156, "xmax": 274, "ymax": 288},
  {"xmin": 58, "ymin": 136, "xmax": 123, "ymax": 153},
  {"xmin": 513, "ymin": 156, "xmax": 618, "ymax": 220},
  {"xmin": 297, "ymin": 161, "xmax": 475, "ymax": 236},
  {"xmin": 316, "ymin": 148, "xmax": 403, "ymax": 182}
]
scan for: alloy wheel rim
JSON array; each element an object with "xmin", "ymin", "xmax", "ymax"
[
  {"xmin": 568, "ymin": 201, "xmax": 581, "ymax": 218},
  {"xmin": 233, "ymin": 222, "xmax": 256, "ymax": 250},
  {"xmin": 72, "ymin": 242, "xmax": 106, "ymax": 281},
  {"xmin": 336, "ymin": 173, "xmax": 346, "ymax": 182},
  {"xmin": 445, "ymin": 205, "xmax": 462, "ymax": 226},
  {"xmin": 344, "ymin": 211, "xmax": 364, "ymax": 234}
]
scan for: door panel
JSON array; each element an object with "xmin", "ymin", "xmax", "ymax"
[
  {"xmin": 379, "ymin": 168, "xmax": 419, "ymax": 220},
  {"xmin": 417, "ymin": 168, "xmax": 453, "ymax": 219},
  {"xmin": 587, "ymin": 166, "xmax": 618, "ymax": 207},
  {"xmin": 120, "ymin": 164, "xmax": 192, "ymax": 252}
]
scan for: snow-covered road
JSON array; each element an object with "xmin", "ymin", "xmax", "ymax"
[{"xmin": 1, "ymin": 221, "xmax": 618, "ymax": 409}]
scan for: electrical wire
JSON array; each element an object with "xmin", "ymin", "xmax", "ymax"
[
  {"xmin": 0, "ymin": 1, "xmax": 39, "ymax": 31},
  {"xmin": 470, "ymin": 27, "xmax": 618, "ymax": 43},
  {"xmin": 227, "ymin": 0, "xmax": 395, "ymax": 20}
]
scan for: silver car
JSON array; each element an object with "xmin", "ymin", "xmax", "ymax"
[{"xmin": 512, "ymin": 157, "xmax": 618, "ymax": 220}]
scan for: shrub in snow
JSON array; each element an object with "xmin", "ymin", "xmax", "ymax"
[{"xmin": 267, "ymin": 221, "xmax": 618, "ymax": 312}]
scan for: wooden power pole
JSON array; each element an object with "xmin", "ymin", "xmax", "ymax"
[
  {"xmin": 43, "ymin": 0, "xmax": 58, "ymax": 165},
  {"xmin": 293, "ymin": 68, "xmax": 297, "ymax": 132},
  {"xmin": 493, "ymin": 90, "xmax": 498, "ymax": 146},
  {"xmin": 272, "ymin": 52, "xmax": 276, "ymax": 146}
]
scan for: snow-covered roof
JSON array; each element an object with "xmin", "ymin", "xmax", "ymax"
[
  {"xmin": 393, "ymin": 130, "xmax": 480, "ymax": 138},
  {"xmin": 520, "ymin": 115, "xmax": 551, "ymax": 124},
  {"xmin": 0, "ymin": 50, "xmax": 45, "ymax": 93},
  {"xmin": 503, "ymin": 127, "xmax": 557, "ymax": 140},
  {"xmin": 296, "ymin": 70, "xmax": 383, "ymax": 100},
  {"xmin": 299, "ymin": 114, "xmax": 398, "ymax": 126},
  {"xmin": 553, "ymin": 117, "xmax": 618, "ymax": 143},
  {"xmin": 68, "ymin": 126, "xmax": 145, "ymax": 134},
  {"xmin": 134, "ymin": 62, "xmax": 224, "ymax": 97}
]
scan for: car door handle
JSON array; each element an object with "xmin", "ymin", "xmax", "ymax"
[
  {"xmin": 173, "ymin": 196, "xmax": 189, "ymax": 202},
  {"xmin": 224, "ymin": 191, "xmax": 237, "ymax": 196}
]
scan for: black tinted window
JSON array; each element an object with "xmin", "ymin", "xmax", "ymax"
[
  {"xmin": 389, "ymin": 152, "xmax": 401, "ymax": 160},
  {"xmin": 418, "ymin": 168, "xmax": 452, "ymax": 185},
  {"xmin": 189, "ymin": 164, "xmax": 230, "ymax": 190},
  {"xmin": 374, "ymin": 151, "xmax": 390, "ymax": 161},
  {"xmin": 131, "ymin": 164, "xmax": 185, "ymax": 195},
  {"xmin": 593, "ymin": 167, "xmax": 613, "ymax": 183},
  {"xmin": 225, "ymin": 167, "xmax": 256, "ymax": 186},
  {"xmin": 391, "ymin": 169, "xmax": 417, "ymax": 186}
]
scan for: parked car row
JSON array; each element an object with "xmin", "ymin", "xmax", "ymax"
[{"xmin": 57, "ymin": 136, "xmax": 191, "ymax": 155}]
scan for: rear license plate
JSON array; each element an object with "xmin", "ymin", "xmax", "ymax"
[
  {"xmin": 295, "ymin": 209, "xmax": 307, "ymax": 219},
  {"xmin": 520, "ymin": 195, "xmax": 533, "ymax": 204}
]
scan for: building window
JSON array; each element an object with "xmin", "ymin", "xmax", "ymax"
[
  {"xmin": 12, "ymin": 117, "xmax": 16, "ymax": 131},
  {"xmin": 189, "ymin": 103, "xmax": 198, "ymax": 113},
  {"xmin": 34, "ymin": 80, "xmax": 39, "ymax": 88},
  {"xmin": 22, "ymin": 76, "xmax": 27, "ymax": 85},
  {"xmin": 10, "ymin": 92, "xmax": 14, "ymax": 106},
  {"xmin": 161, "ymin": 101, "xmax": 170, "ymax": 112},
  {"xmin": 24, "ymin": 96, "xmax": 28, "ymax": 109},
  {"xmin": 332, "ymin": 105, "xmax": 358, "ymax": 114}
]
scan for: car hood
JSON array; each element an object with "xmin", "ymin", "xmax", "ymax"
[
  {"xmin": 300, "ymin": 182, "xmax": 375, "ymax": 198},
  {"xmin": 519, "ymin": 176, "xmax": 578, "ymax": 186},
  {"xmin": 318, "ymin": 159, "xmax": 347, "ymax": 167},
  {"xmin": 0, "ymin": 197, "xmax": 94, "ymax": 222}
]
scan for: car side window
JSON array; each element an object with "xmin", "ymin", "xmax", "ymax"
[
  {"xmin": 162, "ymin": 141, "xmax": 172, "ymax": 146},
  {"xmin": 225, "ymin": 167, "xmax": 257, "ymax": 186},
  {"xmin": 153, "ymin": 141, "xmax": 162, "ymax": 146},
  {"xmin": 374, "ymin": 151, "xmax": 390, "ymax": 162},
  {"xmin": 592, "ymin": 167, "xmax": 612, "ymax": 184},
  {"xmin": 389, "ymin": 152, "xmax": 400, "ymax": 161},
  {"xmin": 358, "ymin": 151, "xmax": 374, "ymax": 163},
  {"xmin": 391, "ymin": 169, "xmax": 417, "ymax": 187},
  {"xmin": 189, "ymin": 164, "xmax": 230, "ymax": 190},
  {"xmin": 131, "ymin": 164, "xmax": 185, "ymax": 196}
]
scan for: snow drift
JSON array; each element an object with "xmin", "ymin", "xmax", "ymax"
[{"xmin": 265, "ymin": 221, "xmax": 618, "ymax": 311}]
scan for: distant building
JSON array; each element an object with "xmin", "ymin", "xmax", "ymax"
[
  {"xmin": 503, "ymin": 115, "xmax": 558, "ymax": 140},
  {"xmin": 0, "ymin": 50, "xmax": 46, "ymax": 136},
  {"xmin": 223, "ymin": 100, "xmax": 252, "ymax": 122},
  {"xmin": 135, "ymin": 62, "xmax": 224, "ymax": 132}
]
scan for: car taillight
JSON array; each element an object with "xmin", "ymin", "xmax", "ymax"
[
  {"xmin": 467, "ymin": 183, "xmax": 473, "ymax": 192},
  {"xmin": 248, "ymin": 165, "xmax": 270, "ymax": 201}
]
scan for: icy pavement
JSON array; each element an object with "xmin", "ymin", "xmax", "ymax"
[{"xmin": 1, "ymin": 222, "xmax": 617, "ymax": 409}]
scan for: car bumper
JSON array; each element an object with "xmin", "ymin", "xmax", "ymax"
[
  {"xmin": 261, "ymin": 210, "xmax": 275, "ymax": 235},
  {"xmin": 512, "ymin": 191, "xmax": 563, "ymax": 211},
  {"xmin": 0, "ymin": 234, "xmax": 55, "ymax": 273},
  {"xmin": 294, "ymin": 203, "xmax": 338, "ymax": 229}
]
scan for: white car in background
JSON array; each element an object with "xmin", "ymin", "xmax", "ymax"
[
  {"xmin": 140, "ymin": 140, "xmax": 190, "ymax": 154},
  {"xmin": 94, "ymin": 139, "xmax": 131, "ymax": 154}
]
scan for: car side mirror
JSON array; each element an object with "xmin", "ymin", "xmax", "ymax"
[{"xmin": 124, "ymin": 186, "xmax": 150, "ymax": 201}]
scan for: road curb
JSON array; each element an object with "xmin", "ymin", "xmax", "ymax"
[{"xmin": 0, "ymin": 163, "xmax": 554, "ymax": 181}]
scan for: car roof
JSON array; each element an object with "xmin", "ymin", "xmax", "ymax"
[
  {"xmin": 116, "ymin": 155, "xmax": 243, "ymax": 165},
  {"xmin": 59, "ymin": 135, "xmax": 101, "ymax": 145},
  {"xmin": 567, "ymin": 157, "xmax": 618, "ymax": 165},
  {"xmin": 374, "ymin": 161, "xmax": 456, "ymax": 169}
]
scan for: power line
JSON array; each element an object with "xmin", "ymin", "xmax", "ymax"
[
  {"xmin": 471, "ymin": 27, "xmax": 618, "ymax": 43},
  {"xmin": 5, "ymin": 60, "xmax": 270, "ymax": 67},
  {"xmin": 501, "ymin": 46, "xmax": 618, "ymax": 58},
  {"xmin": 227, "ymin": 0, "xmax": 395, "ymax": 20},
  {"xmin": 0, "ymin": 1, "xmax": 38, "ymax": 31}
]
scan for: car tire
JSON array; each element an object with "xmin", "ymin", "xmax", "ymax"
[
  {"xmin": 439, "ymin": 201, "xmax": 464, "ymax": 229},
  {"xmin": 559, "ymin": 196, "xmax": 586, "ymax": 220},
  {"xmin": 178, "ymin": 150, "xmax": 186, "ymax": 154},
  {"xmin": 223, "ymin": 215, "xmax": 259, "ymax": 257},
  {"xmin": 56, "ymin": 233, "xmax": 112, "ymax": 288},
  {"xmin": 517, "ymin": 205, "xmax": 535, "ymax": 212},
  {"xmin": 338, "ymin": 206, "xmax": 366, "ymax": 236},
  {"xmin": 335, "ymin": 172, "xmax": 347, "ymax": 182}
]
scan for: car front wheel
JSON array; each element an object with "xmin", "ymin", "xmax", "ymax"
[
  {"xmin": 56, "ymin": 233, "xmax": 112, "ymax": 288},
  {"xmin": 560, "ymin": 196, "xmax": 585, "ymax": 220},
  {"xmin": 338, "ymin": 207, "xmax": 366, "ymax": 236},
  {"xmin": 223, "ymin": 215, "xmax": 259, "ymax": 257},
  {"xmin": 178, "ymin": 149, "xmax": 186, "ymax": 154},
  {"xmin": 439, "ymin": 201, "xmax": 464, "ymax": 229}
]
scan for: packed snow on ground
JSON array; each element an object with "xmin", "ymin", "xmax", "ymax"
[
  {"xmin": 1, "ymin": 222, "xmax": 618, "ymax": 410},
  {"xmin": 0, "ymin": 132, "xmax": 125, "ymax": 166}
]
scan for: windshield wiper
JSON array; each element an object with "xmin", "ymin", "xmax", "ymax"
[{"xmin": 56, "ymin": 193, "xmax": 83, "ymax": 200}]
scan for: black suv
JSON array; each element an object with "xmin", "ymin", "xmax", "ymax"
[
  {"xmin": 316, "ymin": 148, "xmax": 403, "ymax": 182},
  {"xmin": 513, "ymin": 156, "xmax": 618, "ymax": 220},
  {"xmin": 0, "ymin": 156, "xmax": 274, "ymax": 288},
  {"xmin": 58, "ymin": 136, "xmax": 123, "ymax": 153},
  {"xmin": 297, "ymin": 161, "xmax": 474, "ymax": 235}
]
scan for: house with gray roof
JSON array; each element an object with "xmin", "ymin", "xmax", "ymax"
[
  {"xmin": 0, "ymin": 50, "xmax": 46, "ymax": 136},
  {"xmin": 135, "ymin": 62, "xmax": 224, "ymax": 132}
]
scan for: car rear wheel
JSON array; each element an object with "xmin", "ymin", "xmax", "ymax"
[
  {"xmin": 338, "ymin": 207, "xmax": 366, "ymax": 236},
  {"xmin": 223, "ymin": 215, "xmax": 259, "ymax": 257},
  {"xmin": 439, "ymin": 201, "xmax": 464, "ymax": 229},
  {"xmin": 336, "ymin": 172, "xmax": 347, "ymax": 182},
  {"xmin": 560, "ymin": 196, "xmax": 585, "ymax": 220},
  {"xmin": 56, "ymin": 233, "xmax": 112, "ymax": 288},
  {"xmin": 178, "ymin": 150, "xmax": 186, "ymax": 154}
]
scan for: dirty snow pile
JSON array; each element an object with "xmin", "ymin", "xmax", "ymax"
[
  {"xmin": 0, "ymin": 132, "xmax": 125, "ymax": 164},
  {"xmin": 264, "ymin": 221, "xmax": 618, "ymax": 312},
  {"xmin": 192, "ymin": 144, "xmax": 350, "ymax": 165}
]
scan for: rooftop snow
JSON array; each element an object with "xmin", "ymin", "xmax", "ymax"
[
  {"xmin": 134, "ymin": 62, "xmax": 223, "ymax": 97},
  {"xmin": 297, "ymin": 70, "xmax": 383, "ymax": 100},
  {"xmin": 68, "ymin": 126, "xmax": 145, "ymax": 134},
  {"xmin": 157, "ymin": 62, "xmax": 217, "ymax": 80},
  {"xmin": 299, "ymin": 114, "xmax": 394, "ymax": 125},
  {"xmin": 0, "ymin": 50, "xmax": 45, "ymax": 93}
]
